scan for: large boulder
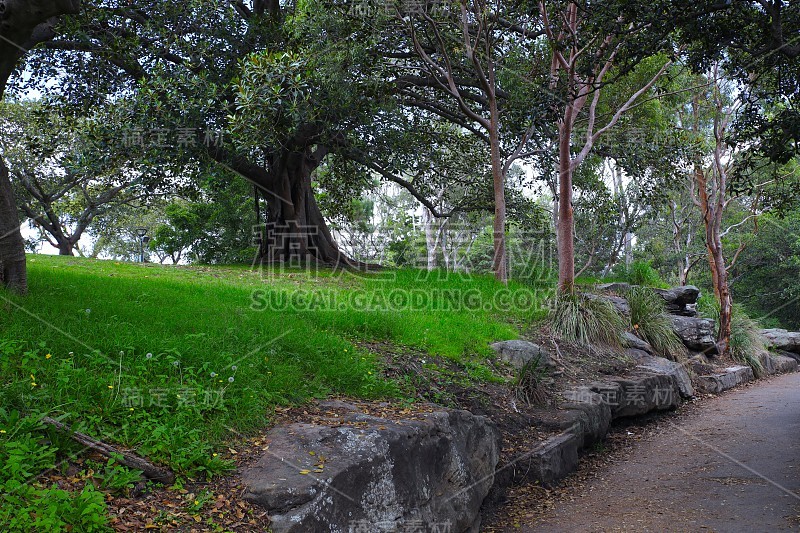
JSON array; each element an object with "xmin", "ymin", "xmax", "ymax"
[
  {"xmin": 635, "ymin": 355, "xmax": 694, "ymax": 398},
  {"xmin": 584, "ymin": 293, "xmax": 630, "ymax": 317},
  {"xmin": 671, "ymin": 316, "xmax": 718, "ymax": 354},
  {"xmin": 760, "ymin": 329, "xmax": 800, "ymax": 354},
  {"xmin": 608, "ymin": 372, "xmax": 682, "ymax": 418},
  {"xmin": 242, "ymin": 409, "xmax": 499, "ymax": 533},
  {"xmin": 490, "ymin": 340, "xmax": 555, "ymax": 370},
  {"xmin": 653, "ymin": 285, "xmax": 700, "ymax": 316}
]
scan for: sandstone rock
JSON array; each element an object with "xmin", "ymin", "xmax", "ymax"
[
  {"xmin": 608, "ymin": 372, "xmax": 682, "ymax": 418},
  {"xmin": 524, "ymin": 432, "xmax": 580, "ymax": 487},
  {"xmin": 242, "ymin": 410, "xmax": 499, "ymax": 533},
  {"xmin": 635, "ymin": 355, "xmax": 694, "ymax": 398},
  {"xmin": 758, "ymin": 352, "xmax": 798, "ymax": 375},
  {"xmin": 597, "ymin": 282, "xmax": 632, "ymax": 294},
  {"xmin": 653, "ymin": 285, "xmax": 700, "ymax": 316},
  {"xmin": 777, "ymin": 349, "xmax": 800, "ymax": 363},
  {"xmin": 760, "ymin": 329, "xmax": 800, "ymax": 354},
  {"xmin": 623, "ymin": 332, "xmax": 655, "ymax": 354},
  {"xmin": 585, "ymin": 293, "xmax": 630, "ymax": 317},
  {"xmin": 671, "ymin": 316, "xmax": 718, "ymax": 354},
  {"xmin": 490, "ymin": 340, "xmax": 555, "ymax": 370},
  {"xmin": 694, "ymin": 365, "xmax": 754, "ymax": 394},
  {"xmin": 560, "ymin": 387, "xmax": 613, "ymax": 447}
]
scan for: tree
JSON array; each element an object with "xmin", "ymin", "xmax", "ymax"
[
  {"xmin": 539, "ymin": 0, "xmax": 675, "ymax": 292},
  {"xmin": 1, "ymin": 101, "xmax": 153, "ymax": 255},
  {"xmin": 0, "ymin": 0, "xmax": 80, "ymax": 291}
]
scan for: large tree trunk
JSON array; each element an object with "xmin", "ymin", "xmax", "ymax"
[
  {"xmin": 0, "ymin": 0, "xmax": 81, "ymax": 292},
  {"xmin": 257, "ymin": 146, "xmax": 367, "ymax": 270},
  {"xmin": 0, "ymin": 160, "xmax": 27, "ymax": 291}
]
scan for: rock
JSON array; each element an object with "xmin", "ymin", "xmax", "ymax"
[
  {"xmin": 777, "ymin": 349, "xmax": 800, "ymax": 363},
  {"xmin": 608, "ymin": 372, "xmax": 682, "ymax": 418},
  {"xmin": 759, "ymin": 352, "xmax": 799, "ymax": 375},
  {"xmin": 694, "ymin": 366, "xmax": 754, "ymax": 394},
  {"xmin": 490, "ymin": 340, "xmax": 555, "ymax": 370},
  {"xmin": 772, "ymin": 354, "xmax": 799, "ymax": 373},
  {"xmin": 597, "ymin": 282, "xmax": 632, "ymax": 294},
  {"xmin": 242, "ymin": 410, "xmax": 499, "ymax": 533},
  {"xmin": 523, "ymin": 432, "xmax": 580, "ymax": 487},
  {"xmin": 584, "ymin": 293, "xmax": 630, "ymax": 317},
  {"xmin": 760, "ymin": 329, "xmax": 800, "ymax": 354},
  {"xmin": 635, "ymin": 355, "xmax": 694, "ymax": 398},
  {"xmin": 560, "ymin": 387, "xmax": 613, "ymax": 447},
  {"xmin": 626, "ymin": 348, "xmax": 652, "ymax": 361},
  {"xmin": 653, "ymin": 286, "xmax": 700, "ymax": 316},
  {"xmin": 623, "ymin": 332, "xmax": 655, "ymax": 354},
  {"xmin": 671, "ymin": 316, "xmax": 718, "ymax": 354}
]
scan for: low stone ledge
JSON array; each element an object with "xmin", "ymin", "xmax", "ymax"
[{"xmin": 694, "ymin": 365, "xmax": 754, "ymax": 394}]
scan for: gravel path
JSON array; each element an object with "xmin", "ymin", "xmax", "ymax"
[{"xmin": 508, "ymin": 371, "xmax": 800, "ymax": 532}]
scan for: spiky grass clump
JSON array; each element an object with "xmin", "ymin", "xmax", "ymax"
[
  {"xmin": 696, "ymin": 297, "xmax": 765, "ymax": 375},
  {"xmin": 627, "ymin": 286, "xmax": 687, "ymax": 360},
  {"xmin": 548, "ymin": 291, "xmax": 626, "ymax": 347},
  {"xmin": 729, "ymin": 305, "xmax": 766, "ymax": 377},
  {"xmin": 513, "ymin": 358, "xmax": 549, "ymax": 406}
]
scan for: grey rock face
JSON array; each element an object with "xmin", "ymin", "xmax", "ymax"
[
  {"xmin": 623, "ymin": 332, "xmax": 655, "ymax": 355},
  {"xmin": 490, "ymin": 340, "xmax": 555, "ymax": 370},
  {"xmin": 596, "ymin": 282, "xmax": 632, "ymax": 294},
  {"xmin": 653, "ymin": 286, "xmax": 701, "ymax": 316},
  {"xmin": 760, "ymin": 329, "xmax": 800, "ymax": 354},
  {"xmin": 671, "ymin": 315, "xmax": 718, "ymax": 354},
  {"xmin": 242, "ymin": 409, "xmax": 499, "ymax": 533},
  {"xmin": 584, "ymin": 293, "xmax": 630, "ymax": 317},
  {"xmin": 608, "ymin": 372, "xmax": 682, "ymax": 418},
  {"xmin": 635, "ymin": 355, "xmax": 695, "ymax": 399},
  {"xmin": 758, "ymin": 352, "xmax": 799, "ymax": 375}
]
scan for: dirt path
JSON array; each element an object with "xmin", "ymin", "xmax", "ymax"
[{"xmin": 498, "ymin": 371, "xmax": 800, "ymax": 532}]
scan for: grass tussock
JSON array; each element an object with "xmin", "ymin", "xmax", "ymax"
[
  {"xmin": 697, "ymin": 297, "xmax": 765, "ymax": 376},
  {"xmin": 626, "ymin": 286, "xmax": 687, "ymax": 360},
  {"xmin": 548, "ymin": 291, "xmax": 626, "ymax": 347}
]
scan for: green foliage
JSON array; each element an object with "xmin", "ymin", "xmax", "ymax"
[
  {"xmin": 622, "ymin": 261, "xmax": 668, "ymax": 288},
  {"xmin": 626, "ymin": 287, "xmax": 686, "ymax": 360},
  {"xmin": 0, "ymin": 409, "xmax": 111, "ymax": 532},
  {"xmin": 548, "ymin": 292, "xmax": 626, "ymax": 347}
]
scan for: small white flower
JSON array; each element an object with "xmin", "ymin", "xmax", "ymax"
[
  {"xmin": 146, "ymin": 353, "xmax": 153, "ymax": 359},
  {"xmin": 85, "ymin": 309, "xmax": 91, "ymax": 314},
  {"xmin": 210, "ymin": 372, "xmax": 217, "ymax": 378},
  {"xmin": 119, "ymin": 351, "xmax": 124, "ymax": 357},
  {"xmin": 228, "ymin": 376, "xmax": 234, "ymax": 383},
  {"xmin": 173, "ymin": 361, "xmax": 180, "ymax": 367},
  {"xmin": 231, "ymin": 365, "xmax": 237, "ymax": 371}
]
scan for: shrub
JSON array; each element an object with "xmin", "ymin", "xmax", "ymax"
[
  {"xmin": 626, "ymin": 287, "xmax": 686, "ymax": 360},
  {"xmin": 626, "ymin": 261, "xmax": 667, "ymax": 288},
  {"xmin": 548, "ymin": 292, "xmax": 626, "ymax": 347}
]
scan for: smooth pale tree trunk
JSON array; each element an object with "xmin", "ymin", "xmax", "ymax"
[
  {"xmin": 557, "ymin": 119, "xmax": 575, "ymax": 293},
  {"xmin": 488, "ymin": 96, "xmax": 508, "ymax": 284}
]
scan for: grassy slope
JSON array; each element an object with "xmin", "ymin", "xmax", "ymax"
[{"xmin": 0, "ymin": 255, "xmax": 541, "ymax": 477}]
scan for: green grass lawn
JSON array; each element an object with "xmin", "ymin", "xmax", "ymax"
[{"xmin": 0, "ymin": 255, "xmax": 544, "ymax": 479}]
